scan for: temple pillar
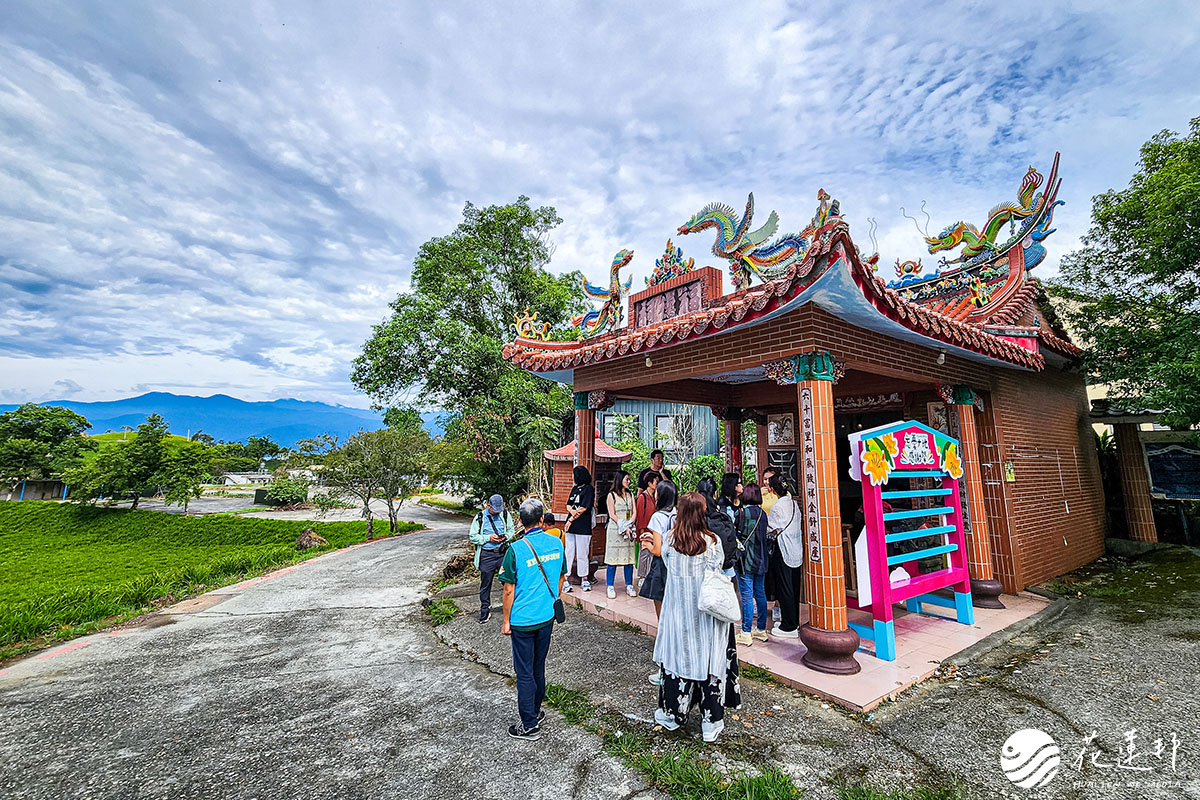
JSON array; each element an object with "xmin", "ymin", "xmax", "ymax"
[
  {"xmin": 767, "ymin": 351, "xmax": 860, "ymax": 675},
  {"xmin": 950, "ymin": 386, "xmax": 1004, "ymax": 608},
  {"xmin": 574, "ymin": 392, "xmax": 596, "ymax": 477},
  {"xmin": 1113, "ymin": 422, "xmax": 1158, "ymax": 542},
  {"xmin": 724, "ymin": 419, "xmax": 743, "ymax": 474}
]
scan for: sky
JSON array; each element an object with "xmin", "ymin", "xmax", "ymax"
[{"xmin": 1, "ymin": 1, "xmax": 1198, "ymax": 408}]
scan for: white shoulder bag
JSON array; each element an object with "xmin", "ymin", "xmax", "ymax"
[{"xmin": 697, "ymin": 540, "xmax": 741, "ymax": 624}]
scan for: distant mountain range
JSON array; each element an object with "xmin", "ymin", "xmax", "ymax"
[{"xmin": 0, "ymin": 392, "xmax": 445, "ymax": 447}]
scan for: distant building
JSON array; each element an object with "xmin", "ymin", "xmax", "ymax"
[{"xmin": 221, "ymin": 473, "xmax": 273, "ymax": 486}]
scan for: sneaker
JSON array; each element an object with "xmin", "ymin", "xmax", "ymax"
[
  {"xmin": 648, "ymin": 671, "xmax": 662, "ymax": 686},
  {"xmin": 479, "ymin": 610, "xmax": 489, "ymax": 624},
  {"xmin": 581, "ymin": 580, "xmax": 591, "ymax": 592},
  {"xmin": 562, "ymin": 583, "xmax": 572, "ymax": 594},
  {"xmin": 508, "ymin": 723, "xmax": 541, "ymax": 741},
  {"xmin": 653, "ymin": 708, "xmax": 681, "ymax": 731},
  {"xmin": 735, "ymin": 632, "xmax": 753, "ymax": 647},
  {"xmin": 626, "ymin": 585, "xmax": 638, "ymax": 598},
  {"xmin": 770, "ymin": 626, "xmax": 800, "ymax": 639},
  {"xmin": 536, "ymin": 709, "xmax": 546, "ymax": 725},
  {"xmin": 606, "ymin": 586, "xmax": 616, "ymax": 599},
  {"xmin": 751, "ymin": 630, "xmax": 769, "ymax": 642},
  {"xmin": 772, "ymin": 606, "xmax": 781, "ymax": 623}
]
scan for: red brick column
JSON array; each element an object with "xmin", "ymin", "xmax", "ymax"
[
  {"xmin": 724, "ymin": 419, "xmax": 742, "ymax": 473},
  {"xmin": 574, "ymin": 392, "xmax": 596, "ymax": 478},
  {"xmin": 1113, "ymin": 422, "xmax": 1158, "ymax": 542},
  {"xmin": 768, "ymin": 351, "xmax": 859, "ymax": 675},
  {"xmin": 951, "ymin": 386, "xmax": 1004, "ymax": 608}
]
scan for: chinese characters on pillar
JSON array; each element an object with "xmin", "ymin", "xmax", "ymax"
[{"xmin": 799, "ymin": 386, "xmax": 821, "ymax": 564}]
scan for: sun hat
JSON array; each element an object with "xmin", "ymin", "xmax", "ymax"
[{"xmin": 488, "ymin": 494, "xmax": 504, "ymax": 513}]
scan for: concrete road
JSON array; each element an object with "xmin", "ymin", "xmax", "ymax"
[{"xmin": 0, "ymin": 506, "xmax": 649, "ymax": 800}]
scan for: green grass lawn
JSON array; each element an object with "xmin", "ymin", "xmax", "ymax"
[
  {"xmin": 0, "ymin": 502, "xmax": 423, "ymax": 659},
  {"xmin": 418, "ymin": 496, "xmax": 475, "ymax": 515}
]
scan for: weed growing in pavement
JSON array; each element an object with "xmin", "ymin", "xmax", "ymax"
[
  {"xmin": 739, "ymin": 664, "xmax": 782, "ymax": 686},
  {"xmin": 613, "ymin": 620, "xmax": 644, "ymax": 634},
  {"xmin": 541, "ymin": 681, "xmax": 803, "ymax": 799},
  {"xmin": 427, "ymin": 598, "xmax": 459, "ymax": 625}
]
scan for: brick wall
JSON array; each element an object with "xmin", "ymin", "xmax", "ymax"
[
  {"xmin": 986, "ymin": 369, "xmax": 1107, "ymax": 587},
  {"xmin": 567, "ymin": 302, "xmax": 1106, "ymax": 589}
]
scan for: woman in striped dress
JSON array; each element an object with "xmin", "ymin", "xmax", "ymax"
[{"xmin": 646, "ymin": 492, "xmax": 741, "ymax": 742}]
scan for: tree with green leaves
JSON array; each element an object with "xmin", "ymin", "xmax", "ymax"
[
  {"xmin": 1051, "ymin": 117, "xmax": 1200, "ymax": 428},
  {"xmin": 158, "ymin": 443, "xmax": 211, "ymax": 514},
  {"xmin": 353, "ymin": 197, "xmax": 586, "ymax": 502},
  {"xmin": 0, "ymin": 404, "xmax": 95, "ymax": 488},
  {"xmin": 63, "ymin": 414, "xmax": 170, "ymax": 509},
  {"xmin": 323, "ymin": 427, "xmax": 432, "ymax": 535}
]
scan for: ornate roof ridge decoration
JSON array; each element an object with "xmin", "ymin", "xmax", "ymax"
[
  {"xmin": 676, "ymin": 189, "xmax": 840, "ymax": 291},
  {"xmin": 571, "ymin": 249, "xmax": 634, "ymax": 339},
  {"xmin": 513, "ymin": 308, "xmax": 551, "ymax": 341},
  {"xmin": 502, "ymin": 221, "xmax": 1049, "ymax": 374},
  {"xmin": 887, "ymin": 154, "xmax": 1064, "ymax": 319},
  {"xmin": 646, "ymin": 239, "xmax": 695, "ymax": 287}
]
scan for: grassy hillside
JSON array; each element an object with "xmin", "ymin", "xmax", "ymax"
[{"xmin": 0, "ymin": 502, "xmax": 422, "ymax": 659}]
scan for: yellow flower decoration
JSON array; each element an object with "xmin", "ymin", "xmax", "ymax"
[
  {"xmin": 861, "ymin": 447, "xmax": 891, "ymax": 486},
  {"xmin": 942, "ymin": 442, "xmax": 964, "ymax": 480},
  {"xmin": 881, "ymin": 433, "xmax": 899, "ymax": 459}
]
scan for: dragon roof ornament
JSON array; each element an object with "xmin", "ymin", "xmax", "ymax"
[{"xmin": 886, "ymin": 153, "xmax": 1064, "ymax": 309}]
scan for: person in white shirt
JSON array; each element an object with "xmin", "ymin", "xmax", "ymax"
[{"xmin": 766, "ymin": 475, "xmax": 804, "ymax": 639}]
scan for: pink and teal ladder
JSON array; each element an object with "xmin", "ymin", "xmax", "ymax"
[{"xmin": 846, "ymin": 420, "xmax": 974, "ymax": 661}]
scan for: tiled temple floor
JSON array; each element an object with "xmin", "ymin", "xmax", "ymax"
[{"xmin": 565, "ymin": 577, "xmax": 1049, "ymax": 712}]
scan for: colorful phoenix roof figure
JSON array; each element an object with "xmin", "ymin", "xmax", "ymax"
[
  {"xmin": 571, "ymin": 249, "xmax": 634, "ymax": 338},
  {"xmin": 677, "ymin": 190, "xmax": 838, "ymax": 290}
]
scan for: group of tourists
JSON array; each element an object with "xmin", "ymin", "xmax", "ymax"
[{"xmin": 467, "ymin": 454, "xmax": 806, "ymax": 743}]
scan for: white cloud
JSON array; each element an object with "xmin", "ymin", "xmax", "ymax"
[{"xmin": 1, "ymin": 0, "xmax": 1198, "ymax": 405}]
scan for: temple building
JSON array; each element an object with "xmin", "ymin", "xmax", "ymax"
[{"xmin": 505, "ymin": 155, "xmax": 1109, "ymax": 682}]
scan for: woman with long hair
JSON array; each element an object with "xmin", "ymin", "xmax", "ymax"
[
  {"xmin": 563, "ymin": 465, "xmax": 595, "ymax": 593},
  {"xmin": 638, "ymin": 480, "xmax": 676, "ymax": 686},
  {"xmin": 649, "ymin": 491, "xmax": 741, "ymax": 742},
  {"xmin": 733, "ymin": 482, "xmax": 769, "ymax": 645},
  {"xmin": 766, "ymin": 474, "xmax": 804, "ymax": 639},
  {"xmin": 603, "ymin": 469, "xmax": 637, "ymax": 599},
  {"xmin": 717, "ymin": 472, "xmax": 743, "ymax": 520}
]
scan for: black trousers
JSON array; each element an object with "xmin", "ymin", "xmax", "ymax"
[
  {"xmin": 479, "ymin": 547, "xmax": 506, "ymax": 612},
  {"xmin": 511, "ymin": 623, "xmax": 553, "ymax": 730},
  {"xmin": 771, "ymin": 554, "xmax": 805, "ymax": 633}
]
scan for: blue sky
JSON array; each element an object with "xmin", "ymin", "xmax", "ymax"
[{"xmin": 1, "ymin": 1, "xmax": 1197, "ymax": 407}]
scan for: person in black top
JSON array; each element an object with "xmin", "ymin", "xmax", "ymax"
[
  {"xmin": 563, "ymin": 465, "xmax": 595, "ymax": 592},
  {"xmin": 717, "ymin": 472, "xmax": 743, "ymax": 520},
  {"xmin": 697, "ymin": 477, "xmax": 738, "ymax": 574}
]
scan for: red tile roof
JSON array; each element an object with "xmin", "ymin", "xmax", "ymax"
[
  {"xmin": 505, "ymin": 220, "xmax": 1051, "ymax": 374},
  {"xmin": 543, "ymin": 439, "xmax": 633, "ymax": 463}
]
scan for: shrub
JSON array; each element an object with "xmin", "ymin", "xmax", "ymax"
[{"xmin": 264, "ymin": 476, "xmax": 310, "ymax": 505}]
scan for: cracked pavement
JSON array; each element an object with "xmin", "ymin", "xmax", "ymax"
[{"xmin": 0, "ymin": 506, "xmax": 650, "ymax": 800}]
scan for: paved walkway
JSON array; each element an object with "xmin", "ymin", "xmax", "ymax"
[{"xmin": 0, "ymin": 506, "xmax": 648, "ymax": 800}]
